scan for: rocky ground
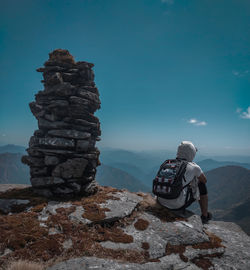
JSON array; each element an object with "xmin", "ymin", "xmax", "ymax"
[{"xmin": 0, "ymin": 185, "xmax": 250, "ymax": 270}]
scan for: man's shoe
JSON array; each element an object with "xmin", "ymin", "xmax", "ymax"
[
  {"xmin": 201, "ymin": 212, "xmax": 212, "ymax": 224},
  {"xmin": 207, "ymin": 212, "xmax": 212, "ymax": 221}
]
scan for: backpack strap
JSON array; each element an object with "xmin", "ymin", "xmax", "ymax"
[
  {"xmin": 183, "ymin": 186, "xmax": 195, "ymax": 209},
  {"xmin": 175, "ymin": 160, "xmax": 188, "ymax": 181},
  {"xmin": 171, "ymin": 186, "xmax": 195, "ymax": 211},
  {"xmin": 156, "ymin": 159, "xmax": 171, "ymax": 176}
]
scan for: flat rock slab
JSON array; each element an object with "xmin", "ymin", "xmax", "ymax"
[
  {"xmin": 0, "ymin": 199, "xmax": 30, "ymax": 214},
  {"xmin": 47, "ymin": 254, "xmax": 201, "ymax": 270},
  {"xmin": 0, "ymin": 184, "xmax": 31, "ymax": 193},
  {"xmin": 29, "ymin": 189, "xmax": 143, "ymax": 226},
  {"xmin": 101, "ymin": 212, "xmax": 209, "ymax": 259},
  {"xmin": 69, "ymin": 190, "xmax": 143, "ymax": 224},
  {"xmin": 99, "ymin": 191, "xmax": 143, "ymax": 222},
  {"xmin": 205, "ymin": 221, "xmax": 250, "ymax": 270}
]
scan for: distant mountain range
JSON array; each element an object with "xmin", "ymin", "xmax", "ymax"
[
  {"xmin": 1, "ymin": 144, "xmax": 250, "ymax": 170},
  {"xmin": 206, "ymin": 166, "xmax": 250, "ymax": 209},
  {"xmin": 0, "ymin": 153, "xmax": 29, "ymax": 185},
  {"xmin": 198, "ymin": 159, "xmax": 250, "ymax": 172},
  {"xmin": 215, "ymin": 197, "xmax": 250, "ymax": 235},
  {"xmin": 0, "ymin": 144, "xmax": 26, "ymax": 154},
  {"xmin": 0, "ymin": 144, "xmax": 250, "ymax": 235},
  {"xmin": 106, "ymin": 162, "xmax": 146, "ymax": 182},
  {"xmin": 189, "ymin": 165, "xmax": 250, "ymax": 235},
  {"xmin": 99, "ymin": 148, "xmax": 171, "ymax": 174},
  {"xmin": 96, "ymin": 164, "xmax": 150, "ymax": 193}
]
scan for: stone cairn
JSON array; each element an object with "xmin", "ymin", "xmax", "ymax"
[{"xmin": 22, "ymin": 49, "xmax": 101, "ymax": 197}]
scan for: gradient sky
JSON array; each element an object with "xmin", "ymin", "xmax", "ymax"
[{"xmin": 0, "ymin": 0, "xmax": 249, "ymax": 155}]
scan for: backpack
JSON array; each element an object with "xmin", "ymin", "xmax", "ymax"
[{"xmin": 152, "ymin": 159, "xmax": 189, "ymax": 200}]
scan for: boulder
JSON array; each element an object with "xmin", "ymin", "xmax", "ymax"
[
  {"xmin": 52, "ymin": 158, "xmax": 88, "ymax": 179},
  {"xmin": 48, "ymin": 129, "xmax": 91, "ymax": 140}
]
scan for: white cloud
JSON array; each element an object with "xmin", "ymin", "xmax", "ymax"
[
  {"xmin": 232, "ymin": 71, "xmax": 240, "ymax": 76},
  {"xmin": 232, "ymin": 70, "xmax": 250, "ymax": 77},
  {"xmin": 188, "ymin": 119, "xmax": 197, "ymax": 124},
  {"xmin": 187, "ymin": 119, "xmax": 207, "ymax": 126},
  {"xmin": 236, "ymin": 108, "xmax": 242, "ymax": 113},
  {"xmin": 161, "ymin": 0, "xmax": 174, "ymax": 4},
  {"xmin": 239, "ymin": 106, "xmax": 250, "ymax": 119}
]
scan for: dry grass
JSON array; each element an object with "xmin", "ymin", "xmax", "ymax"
[
  {"xmin": 0, "ymin": 187, "xmax": 146, "ymax": 266},
  {"xmin": 191, "ymin": 252, "xmax": 224, "ymax": 270},
  {"xmin": 0, "ymin": 186, "xmax": 225, "ymax": 268},
  {"xmin": 192, "ymin": 231, "xmax": 225, "ymax": 249},
  {"xmin": 5, "ymin": 260, "xmax": 44, "ymax": 270},
  {"xmin": 74, "ymin": 186, "xmax": 120, "ymax": 222},
  {"xmin": 134, "ymin": 219, "xmax": 149, "ymax": 231},
  {"xmin": 165, "ymin": 243, "xmax": 186, "ymax": 255},
  {"xmin": 141, "ymin": 242, "xmax": 150, "ymax": 250},
  {"xmin": 48, "ymin": 49, "xmax": 75, "ymax": 64}
]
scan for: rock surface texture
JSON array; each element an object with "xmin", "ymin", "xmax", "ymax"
[
  {"xmin": 0, "ymin": 185, "xmax": 250, "ymax": 270},
  {"xmin": 22, "ymin": 49, "xmax": 101, "ymax": 197}
]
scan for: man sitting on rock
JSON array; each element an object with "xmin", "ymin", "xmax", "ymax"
[{"xmin": 156, "ymin": 141, "xmax": 212, "ymax": 224}]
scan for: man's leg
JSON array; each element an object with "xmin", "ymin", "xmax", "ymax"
[
  {"xmin": 199, "ymin": 194, "xmax": 208, "ymax": 217},
  {"xmin": 198, "ymin": 182, "xmax": 211, "ymax": 221}
]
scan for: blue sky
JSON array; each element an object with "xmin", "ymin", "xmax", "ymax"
[{"xmin": 0, "ymin": 0, "xmax": 249, "ymax": 155}]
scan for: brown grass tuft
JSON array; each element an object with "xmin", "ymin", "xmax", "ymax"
[
  {"xmin": 95, "ymin": 224, "xmax": 133, "ymax": 243},
  {"xmin": 165, "ymin": 243, "xmax": 186, "ymax": 255},
  {"xmin": 48, "ymin": 49, "xmax": 75, "ymax": 64},
  {"xmin": 179, "ymin": 253, "xmax": 189, "ymax": 262},
  {"xmin": 192, "ymin": 232, "xmax": 224, "ymax": 249},
  {"xmin": 134, "ymin": 219, "xmax": 149, "ymax": 231},
  {"xmin": 191, "ymin": 256, "xmax": 213, "ymax": 270},
  {"xmin": 191, "ymin": 253, "xmax": 223, "ymax": 270},
  {"xmin": 165, "ymin": 243, "xmax": 189, "ymax": 263},
  {"xmin": 6, "ymin": 260, "xmax": 44, "ymax": 270},
  {"xmin": 141, "ymin": 242, "xmax": 150, "ymax": 250},
  {"xmin": 82, "ymin": 204, "xmax": 110, "ymax": 221}
]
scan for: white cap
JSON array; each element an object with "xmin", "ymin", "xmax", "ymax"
[{"xmin": 176, "ymin": 141, "xmax": 197, "ymax": 162}]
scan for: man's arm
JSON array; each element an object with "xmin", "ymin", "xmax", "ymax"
[{"xmin": 198, "ymin": 173, "xmax": 207, "ymax": 184}]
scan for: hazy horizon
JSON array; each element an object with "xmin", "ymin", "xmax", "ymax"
[{"xmin": 1, "ymin": 143, "xmax": 250, "ymax": 159}]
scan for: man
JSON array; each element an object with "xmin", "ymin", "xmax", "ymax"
[{"xmin": 157, "ymin": 141, "xmax": 212, "ymax": 224}]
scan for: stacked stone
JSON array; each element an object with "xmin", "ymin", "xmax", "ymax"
[{"xmin": 22, "ymin": 49, "xmax": 101, "ymax": 197}]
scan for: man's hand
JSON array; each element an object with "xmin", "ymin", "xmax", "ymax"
[{"xmin": 198, "ymin": 173, "xmax": 207, "ymax": 184}]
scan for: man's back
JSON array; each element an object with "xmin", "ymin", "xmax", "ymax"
[{"xmin": 157, "ymin": 161, "xmax": 202, "ymax": 209}]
